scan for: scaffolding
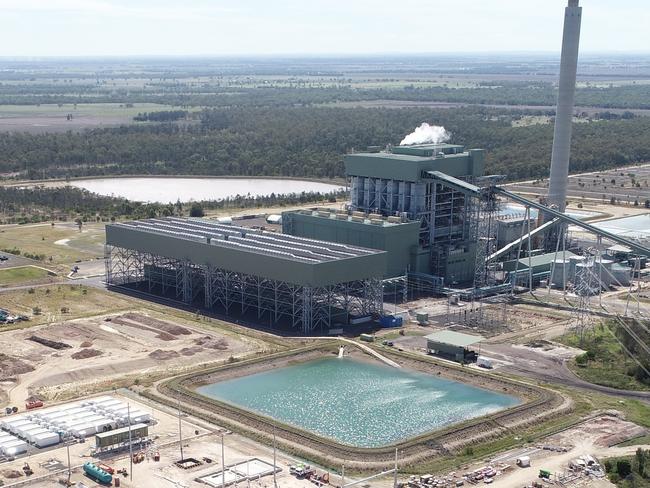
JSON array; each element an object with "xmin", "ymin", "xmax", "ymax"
[{"xmin": 105, "ymin": 245, "xmax": 383, "ymax": 334}]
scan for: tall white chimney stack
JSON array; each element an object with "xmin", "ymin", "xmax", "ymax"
[{"xmin": 547, "ymin": 0, "xmax": 582, "ymax": 212}]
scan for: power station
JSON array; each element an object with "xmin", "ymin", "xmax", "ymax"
[{"xmin": 103, "ymin": 0, "xmax": 650, "ymax": 334}]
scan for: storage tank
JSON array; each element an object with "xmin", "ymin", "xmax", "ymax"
[
  {"xmin": 611, "ymin": 264, "xmax": 632, "ymax": 286},
  {"xmin": 550, "ymin": 259, "xmax": 568, "ymax": 288},
  {"xmin": 83, "ymin": 462, "xmax": 113, "ymax": 484},
  {"xmin": 594, "ymin": 258, "xmax": 614, "ymax": 288},
  {"xmin": 568, "ymin": 255, "xmax": 585, "ymax": 281}
]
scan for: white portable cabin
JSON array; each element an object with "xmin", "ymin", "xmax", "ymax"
[
  {"xmin": 92, "ymin": 419, "xmax": 118, "ymax": 433},
  {"xmin": 32, "ymin": 431, "xmax": 60, "ymax": 448},
  {"xmin": 1, "ymin": 415, "xmax": 27, "ymax": 428},
  {"xmin": 70, "ymin": 411, "xmax": 99, "ymax": 422},
  {"xmin": 69, "ymin": 423, "xmax": 95, "ymax": 438},
  {"xmin": 76, "ymin": 415, "xmax": 107, "ymax": 426},
  {"xmin": 0, "ymin": 433, "xmax": 16, "ymax": 443},
  {"xmin": 19, "ymin": 426, "xmax": 48, "ymax": 442},
  {"xmin": 1, "ymin": 439, "xmax": 29, "ymax": 455},
  {"xmin": 84, "ymin": 395, "xmax": 114, "ymax": 405},
  {"xmin": 7, "ymin": 420, "xmax": 33, "ymax": 434},
  {"xmin": 52, "ymin": 416, "xmax": 76, "ymax": 428},
  {"xmin": 39, "ymin": 410, "xmax": 70, "ymax": 422},
  {"xmin": 60, "ymin": 407, "xmax": 85, "ymax": 417},
  {"xmin": 98, "ymin": 400, "xmax": 124, "ymax": 410},
  {"xmin": 128, "ymin": 410, "xmax": 152, "ymax": 424},
  {"xmin": 25, "ymin": 428, "xmax": 51, "ymax": 444},
  {"xmin": 105, "ymin": 404, "xmax": 129, "ymax": 414}
]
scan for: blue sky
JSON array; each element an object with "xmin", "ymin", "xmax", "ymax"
[{"xmin": 2, "ymin": 0, "xmax": 648, "ymax": 56}]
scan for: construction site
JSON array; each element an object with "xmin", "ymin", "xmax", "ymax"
[{"xmin": 0, "ymin": 1, "xmax": 649, "ymax": 488}]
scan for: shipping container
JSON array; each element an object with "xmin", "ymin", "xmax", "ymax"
[{"xmin": 95, "ymin": 423, "xmax": 149, "ymax": 449}]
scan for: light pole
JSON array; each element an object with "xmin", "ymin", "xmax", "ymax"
[
  {"xmin": 272, "ymin": 425, "xmax": 278, "ymax": 488},
  {"xmin": 221, "ymin": 432, "xmax": 226, "ymax": 488},
  {"xmin": 177, "ymin": 396, "xmax": 184, "ymax": 461},
  {"xmin": 128, "ymin": 403, "xmax": 133, "ymax": 482}
]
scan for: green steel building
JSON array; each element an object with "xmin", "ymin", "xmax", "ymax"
[
  {"xmin": 284, "ymin": 144, "xmax": 485, "ymax": 284},
  {"xmin": 105, "ymin": 217, "xmax": 385, "ymax": 334},
  {"xmin": 282, "ymin": 209, "xmax": 421, "ymax": 278}
]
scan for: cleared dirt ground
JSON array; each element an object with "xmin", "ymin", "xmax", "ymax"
[{"xmin": 0, "ymin": 311, "xmax": 255, "ymax": 408}]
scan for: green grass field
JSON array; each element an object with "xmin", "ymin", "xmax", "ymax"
[
  {"xmin": 558, "ymin": 323, "xmax": 650, "ymax": 392},
  {"xmin": 0, "ymin": 266, "xmax": 52, "ymax": 286},
  {"xmin": 0, "ymin": 284, "xmax": 135, "ymax": 329},
  {"xmin": 0, "ymin": 102, "xmax": 197, "ymax": 119},
  {"xmin": 0, "ymin": 222, "xmax": 106, "ymax": 267}
]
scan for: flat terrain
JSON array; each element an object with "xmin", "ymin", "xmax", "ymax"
[
  {"xmin": 507, "ymin": 163, "xmax": 650, "ymax": 204},
  {"xmin": 0, "ymin": 309, "xmax": 257, "ymax": 408},
  {"xmin": 0, "ymin": 265, "xmax": 55, "ymax": 287},
  {"xmin": 0, "ymin": 285, "xmax": 134, "ymax": 328},
  {"xmin": 0, "ymin": 102, "xmax": 197, "ymax": 133},
  {"xmin": 0, "ymin": 222, "xmax": 105, "ymax": 269}
]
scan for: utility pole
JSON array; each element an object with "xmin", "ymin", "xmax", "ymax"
[
  {"xmin": 66, "ymin": 439, "xmax": 71, "ymax": 485},
  {"xmin": 221, "ymin": 432, "xmax": 226, "ymax": 488},
  {"xmin": 127, "ymin": 403, "xmax": 133, "ymax": 482},
  {"xmin": 272, "ymin": 425, "xmax": 278, "ymax": 488},
  {"xmin": 177, "ymin": 396, "xmax": 184, "ymax": 461},
  {"xmin": 393, "ymin": 448, "xmax": 398, "ymax": 488}
]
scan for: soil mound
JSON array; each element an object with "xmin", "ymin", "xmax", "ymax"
[
  {"xmin": 149, "ymin": 349, "xmax": 180, "ymax": 361},
  {"xmin": 122, "ymin": 313, "xmax": 191, "ymax": 335},
  {"xmin": 194, "ymin": 336, "xmax": 229, "ymax": 350},
  {"xmin": 71, "ymin": 349, "xmax": 103, "ymax": 360},
  {"xmin": 28, "ymin": 335, "xmax": 71, "ymax": 350},
  {"xmin": 0, "ymin": 354, "xmax": 34, "ymax": 380}
]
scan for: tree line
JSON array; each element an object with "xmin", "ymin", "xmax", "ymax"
[
  {"xmin": 1, "ymin": 82, "xmax": 650, "ymax": 109},
  {"xmin": 0, "ymin": 105, "xmax": 649, "ymax": 182},
  {"xmin": 0, "ymin": 185, "xmax": 342, "ymax": 225}
]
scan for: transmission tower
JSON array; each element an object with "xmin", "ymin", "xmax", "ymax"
[{"xmin": 570, "ymin": 248, "xmax": 597, "ymax": 345}]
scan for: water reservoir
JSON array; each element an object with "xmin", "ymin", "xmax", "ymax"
[
  {"xmin": 592, "ymin": 213, "xmax": 650, "ymax": 240},
  {"xmin": 69, "ymin": 177, "xmax": 344, "ymax": 203},
  {"xmin": 197, "ymin": 357, "xmax": 519, "ymax": 448}
]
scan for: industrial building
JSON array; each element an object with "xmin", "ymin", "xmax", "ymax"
[
  {"xmin": 282, "ymin": 208, "xmax": 420, "ymax": 278},
  {"xmin": 105, "ymin": 217, "xmax": 386, "ymax": 334},
  {"xmin": 104, "ymin": 136, "xmax": 650, "ymax": 335},
  {"xmin": 282, "ymin": 144, "xmax": 486, "ymax": 285},
  {"xmin": 346, "ymin": 143, "xmax": 485, "ymax": 283},
  {"xmin": 425, "ymin": 330, "xmax": 484, "ymax": 363}
]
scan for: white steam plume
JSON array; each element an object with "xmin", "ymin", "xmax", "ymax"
[{"xmin": 399, "ymin": 123, "xmax": 451, "ymax": 146}]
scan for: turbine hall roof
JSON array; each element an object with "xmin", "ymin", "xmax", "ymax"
[{"xmin": 105, "ymin": 217, "xmax": 386, "ymax": 286}]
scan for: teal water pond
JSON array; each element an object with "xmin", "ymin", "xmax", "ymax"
[{"xmin": 197, "ymin": 357, "xmax": 519, "ymax": 447}]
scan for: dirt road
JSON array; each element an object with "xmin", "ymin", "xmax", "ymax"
[{"xmin": 481, "ymin": 343, "xmax": 650, "ymax": 403}]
